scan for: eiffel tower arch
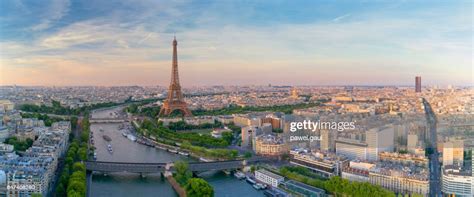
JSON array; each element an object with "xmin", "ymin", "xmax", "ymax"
[{"xmin": 158, "ymin": 37, "xmax": 192, "ymax": 117}]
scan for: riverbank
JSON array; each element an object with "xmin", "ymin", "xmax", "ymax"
[
  {"xmin": 166, "ymin": 174, "xmax": 187, "ymax": 197},
  {"xmin": 88, "ymin": 107, "xmax": 264, "ymax": 197}
]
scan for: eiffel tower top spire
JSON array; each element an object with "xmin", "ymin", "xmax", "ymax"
[{"xmin": 171, "ymin": 36, "xmax": 180, "ymax": 88}]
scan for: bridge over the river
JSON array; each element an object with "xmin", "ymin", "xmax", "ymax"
[{"xmin": 84, "ymin": 157, "xmax": 268, "ymax": 173}]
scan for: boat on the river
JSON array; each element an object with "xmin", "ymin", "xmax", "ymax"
[
  {"xmin": 155, "ymin": 145, "xmax": 167, "ymax": 150},
  {"xmin": 199, "ymin": 157, "xmax": 213, "ymax": 162},
  {"xmin": 168, "ymin": 149, "xmax": 178, "ymax": 154},
  {"xmin": 257, "ymin": 183, "xmax": 267, "ymax": 190},
  {"xmin": 103, "ymin": 135, "xmax": 112, "ymax": 142},
  {"xmin": 246, "ymin": 177, "xmax": 256, "ymax": 184},
  {"xmin": 234, "ymin": 171, "xmax": 246, "ymax": 179},
  {"xmin": 127, "ymin": 134, "xmax": 136, "ymax": 142},
  {"xmin": 252, "ymin": 184, "xmax": 260, "ymax": 190},
  {"xmin": 121, "ymin": 132, "xmax": 127, "ymax": 137},
  {"xmin": 253, "ymin": 183, "xmax": 266, "ymax": 190},
  {"xmin": 178, "ymin": 151, "xmax": 189, "ymax": 156}
]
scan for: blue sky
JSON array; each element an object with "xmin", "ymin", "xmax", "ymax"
[{"xmin": 0, "ymin": 0, "xmax": 472, "ymax": 86}]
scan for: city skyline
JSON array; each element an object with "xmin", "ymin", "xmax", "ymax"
[{"xmin": 1, "ymin": 1, "xmax": 472, "ymax": 86}]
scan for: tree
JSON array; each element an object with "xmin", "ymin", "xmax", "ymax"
[
  {"xmin": 174, "ymin": 161, "xmax": 192, "ymax": 185},
  {"xmin": 56, "ymin": 183, "xmax": 66, "ymax": 197},
  {"xmin": 72, "ymin": 162, "xmax": 86, "ymax": 173},
  {"xmin": 250, "ymin": 166, "xmax": 256, "ymax": 173},
  {"xmin": 185, "ymin": 178, "xmax": 214, "ymax": 197},
  {"xmin": 244, "ymin": 151, "xmax": 252, "ymax": 158},
  {"xmin": 221, "ymin": 132, "xmax": 234, "ymax": 144},
  {"xmin": 67, "ymin": 189, "xmax": 83, "ymax": 197},
  {"xmin": 77, "ymin": 147, "xmax": 88, "ymax": 161}
]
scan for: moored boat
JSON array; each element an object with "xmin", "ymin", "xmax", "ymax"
[
  {"xmin": 127, "ymin": 134, "xmax": 136, "ymax": 142},
  {"xmin": 234, "ymin": 171, "xmax": 246, "ymax": 179},
  {"xmin": 246, "ymin": 177, "xmax": 256, "ymax": 184},
  {"xmin": 168, "ymin": 149, "xmax": 178, "ymax": 154},
  {"xmin": 199, "ymin": 157, "xmax": 213, "ymax": 162}
]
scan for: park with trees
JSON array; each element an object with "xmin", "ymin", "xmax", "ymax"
[
  {"xmin": 278, "ymin": 166, "xmax": 403, "ymax": 197},
  {"xmin": 55, "ymin": 117, "xmax": 90, "ymax": 197}
]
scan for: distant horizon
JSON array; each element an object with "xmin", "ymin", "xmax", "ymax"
[
  {"xmin": 1, "ymin": 1, "xmax": 472, "ymax": 86},
  {"xmin": 0, "ymin": 83, "xmax": 471, "ymax": 88}
]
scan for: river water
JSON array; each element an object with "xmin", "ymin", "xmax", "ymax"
[{"xmin": 89, "ymin": 107, "xmax": 263, "ymax": 197}]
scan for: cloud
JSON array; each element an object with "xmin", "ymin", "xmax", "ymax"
[
  {"xmin": 0, "ymin": 1, "xmax": 472, "ymax": 86},
  {"xmin": 31, "ymin": 0, "xmax": 71, "ymax": 31},
  {"xmin": 332, "ymin": 14, "xmax": 351, "ymax": 22},
  {"xmin": 138, "ymin": 33, "xmax": 154, "ymax": 44}
]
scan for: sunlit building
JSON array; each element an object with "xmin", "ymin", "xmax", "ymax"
[
  {"xmin": 255, "ymin": 169, "xmax": 285, "ymax": 187},
  {"xmin": 369, "ymin": 164, "xmax": 429, "ymax": 196},
  {"xmin": 320, "ymin": 129, "xmax": 336, "ymax": 152},
  {"xmin": 289, "ymin": 149, "xmax": 347, "ymax": 178},
  {"xmin": 341, "ymin": 161, "xmax": 374, "ymax": 183},
  {"xmin": 335, "ymin": 138, "xmax": 368, "ymax": 160},
  {"xmin": 366, "ymin": 125, "xmax": 394, "ymax": 161},
  {"xmin": 255, "ymin": 134, "xmax": 288, "ymax": 156},
  {"xmin": 443, "ymin": 140, "xmax": 464, "ymax": 167},
  {"xmin": 441, "ymin": 167, "xmax": 473, "ymax": 197}
]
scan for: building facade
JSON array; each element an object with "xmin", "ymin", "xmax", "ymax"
[
  {"xmin": 289, "ymin": 150, "xmax": 346, "ymax": 178},
  {"xmin": 442, "ymin": 140, "xmax": 464, "ymax": 167},
  {"xmin": 369, "ymin": 169, "xmax": 429, "ymax": 196},
  {"xmin": 335, "ymin": 138, "xmax": 368, "ymax": 160},
  {"xmin": 255, "ymin": 169, "xmax": 285, "ymax": 187},
  {"xmin": 441, "ymin": 167, "xmax": 473, "ymax": 197},
  {"xmin": 255, "ymin": 134, "xmax": 288, "ymax": 156},
  {"xmin": 415, "ymin": 76, "xmax": 421, "ymax": 93},
  {"xmin": 366, "ymin": 125, "xmax": 394, "ymax": 161}
]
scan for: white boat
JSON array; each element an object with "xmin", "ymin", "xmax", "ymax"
[
  {"xmin": 156, "ymin": 146, "xmax": 167, "ymax": 150},
  {"xmin": 253, "ymin": 184, "xmax": 260, "ymax": 190},
  {"xmin": 246, "ymin": 177, "xmax": 256, "ymax": 184},
  {"xmin": 199, "ymin": 157, "xmax": 213, "ymax": 162},
  {"xmin": 168, "ymin": 149, "xmax": 178, "ymax": 154},
  {"xmin": 122, "ymin": 132, "xmax": 127, "ymax": 137},
  {"xmin": 127, "ymin": 134, "xmax": 136, "ymax": 142},
  {"xmin": 234, "ymin": 171, "xmax": 246, "ymax": 179},
  {"xmin": 256, "ymin": 183, "xmax": 267, "ymax": 190},
  {"xmin": 178, "ymin": 151, "xmax": 189, "ymax": 156}
]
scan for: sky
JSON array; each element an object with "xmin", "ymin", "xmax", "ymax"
[{"xmin": 0, "ymin": 0, "xmax": 472, "ymax": 87}]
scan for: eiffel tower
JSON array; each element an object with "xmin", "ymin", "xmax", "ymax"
[{"xmin": 158, "ymin": 37, "xmax": 192, "ymax": 117}]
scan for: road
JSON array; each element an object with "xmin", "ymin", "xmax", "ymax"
[{"xmin": 422, "ymin": 98, "xmax": 441, "ymax": 197}]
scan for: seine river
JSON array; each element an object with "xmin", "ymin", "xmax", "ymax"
[{"xmin": 89, "ymin": 107, "xmax": 263, "ymax": 197}]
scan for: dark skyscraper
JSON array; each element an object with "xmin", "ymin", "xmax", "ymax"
[{"xmin": 415, "ymin": 76, "xmax": 421, "ymax": 93}]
